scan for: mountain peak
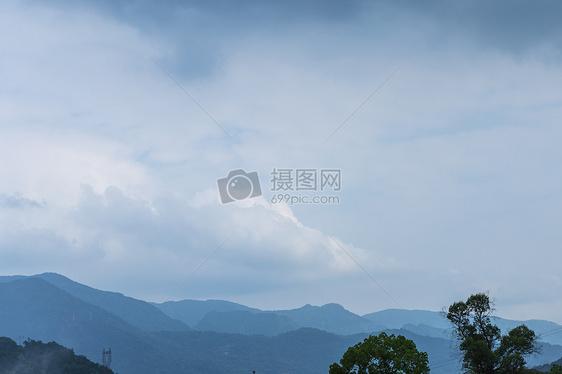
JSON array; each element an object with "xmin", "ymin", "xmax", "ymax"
[
  {"xmin": 321, "ymin": 303, "xmax": 346, "ymax": 311},
  {"xmin": 34, "ymin": 272, "xmax": 74, "ymax": 282}
]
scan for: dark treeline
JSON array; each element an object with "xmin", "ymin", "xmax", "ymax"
[{"xmin": 0, "ymin": 337, "xmax": 114, "ymax": 374}]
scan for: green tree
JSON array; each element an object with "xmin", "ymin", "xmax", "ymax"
[
  {"xmin": 0, "ymin": 337, "xmax": 22, "ymax": 370},
  {"xmin": 446, "ymin": 293, "xmax": 539, "ymax": 374},
  {"xmin": 549, "ymin": 364, "xmax": 562, "ymax": 374},
  {"xmin": 329, "ymin": 332, "xmax": 430, "ymax": 374}
]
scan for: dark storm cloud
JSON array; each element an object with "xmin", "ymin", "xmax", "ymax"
[
  {"xmin": 41, "ymin": 0, "xmax": 370, "ymax": 25},
  {"xmin": 26, "ymin": 0, "xmax": 562, "ymax": 85},
  {"xmin": 27, "ymin": 0, "xmax": 562, "ymax": 53},
  {"xmin": 394, "ymin": 0, "xmax": 562, "ymax": 54},
  {"xmin": 24, "ymin": 0, "xmax": 371, "ymax": 80}
]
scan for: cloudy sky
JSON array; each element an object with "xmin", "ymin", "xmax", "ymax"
[{"xmin": 1, "ymin": 0, "xmax": 561, "ymax": 323}]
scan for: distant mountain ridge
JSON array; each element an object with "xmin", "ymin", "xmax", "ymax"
[
  {"xmin": 152, "ymin": 297, "xmax": 562, "ymax": 347},
  {"xmin": 0, "ymin": 276, "xmax": 462, "ymax": 373},
  {"xmin": 194, "ymin": 310, "xmax": 300, "ymax": 336},
  {"xmin": 0, "ymin": 277, "xmax": 177, "ymax": 373},
  {"xmin": 3, "ymin": 273, "xmax": 560, "ymax": 344},
  {"xmin": 267, "ymin": 303, "xmax": 384, "ymax": 335},
  {"xmin": 0, "ymin": 273, "xmax": 189, "ymax": 332},
  {"xmin": 362, "ymin": 308, "xmax": 450, "ymax": 330},
  {"xmin": 1, "ymin": 273, "xmax": 562, "ymax": 373},
  {"xmin": 153, "ymin": 298, "xmax": 260, "ymax": 327},
  {"xmin": 154, "ymin": 299, "xmax": 385, "ymax": 336}
]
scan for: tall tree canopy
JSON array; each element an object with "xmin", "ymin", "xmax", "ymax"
[
  {"xmin": 329, "ymin": 332, "xmax": 430, "ymax": 374},
  {"xmin": 446, "ymin": 293, "xmax": 539, "ymax": 374}
]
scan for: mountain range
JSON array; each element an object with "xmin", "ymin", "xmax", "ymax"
[{"xmin": 1, "ymin": 273, "xmax": 561, "ymax": 373}]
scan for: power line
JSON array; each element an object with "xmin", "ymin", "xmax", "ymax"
[
  {"xmin": 158, "ymin": 64, "xmax": 236, "ymax": 142},
  {"xmin": 164, "ymin": 233, "xmax": 234, "ymax": 302},
  {"xmin": 323, "ymin": 65, "xmax": 401, "ymax": 144},
  {"xmin": 329, "ymin": 237, "xmax": 401, "ymax": 308}
]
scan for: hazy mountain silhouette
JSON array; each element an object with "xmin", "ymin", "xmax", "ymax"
[
  {"xmin": 362, "ymin": 308, "xmax": 450, "ymax": 330},
  {"xmin": 363, "ymin": 307, "xmax": 562, "ymax": 347},
  {"xmin": 1, "ymin": 273, "xmax": 562, "ymax": 373},
  {"xmin": 0, "ymin": 277, "xmax": 180, "ymax": 373},
  {"xmin": 153, "ymin": 298, "xmax": 259, "ymax": 326},
  {"xmin": 12, "ymin": 272, "xmax": 189, "ymax": 332},
  {"xmin": 194, "ymin": 310, "xmax": 298, "ymax": 335},
  {"xmin": 269, "ymin": 303, "xmax": 384, "ymax": 335}
]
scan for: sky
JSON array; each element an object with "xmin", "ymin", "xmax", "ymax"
[{"xmin": 1, "ymin": 0, "xmax": 562, "ymax": 323}]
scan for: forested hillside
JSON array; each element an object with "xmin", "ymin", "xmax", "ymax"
[{"xmin": 0, "ymin": 337, "xmax": 114, "ymax": 374}]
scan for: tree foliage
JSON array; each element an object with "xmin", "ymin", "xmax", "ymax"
[
  {"xmin": 329, "ymin": 332, "xmax": 430, "ymax": 374},
  {"xmin": 0, "ymin": 337, "xmax": 114, "ymax": 374},
  {"xmin": 446, "ymin": 293, "xmax": 540, "ymax": 374}
]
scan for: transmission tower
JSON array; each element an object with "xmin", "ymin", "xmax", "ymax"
[{"xmin": 102, "ymin": 348, "xmax": 112, "ymax": 369}]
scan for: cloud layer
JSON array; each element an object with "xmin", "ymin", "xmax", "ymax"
[{"xmin": 1, "ymin": 0, "xmax": 561, "ymax": 321}]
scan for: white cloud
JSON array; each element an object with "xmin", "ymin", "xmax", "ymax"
[{"xmin": 1, "ymin": 182, "xmax": 399, "ymax": 310}]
